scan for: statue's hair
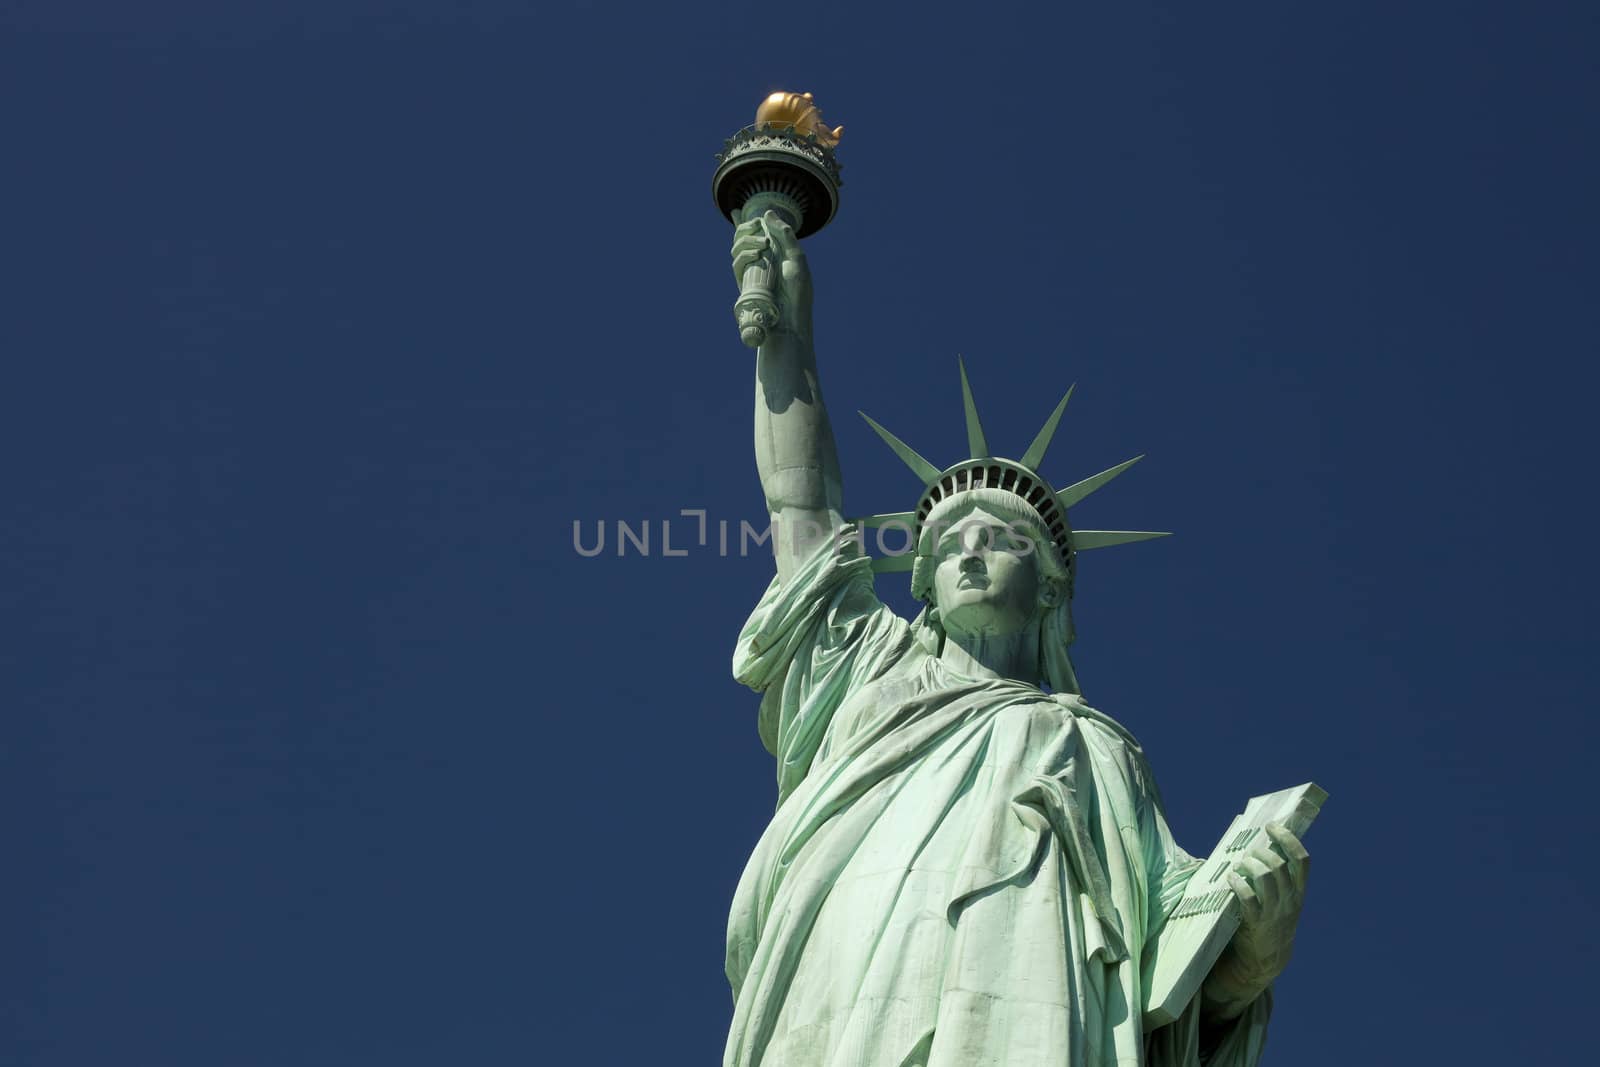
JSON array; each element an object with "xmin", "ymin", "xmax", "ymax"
[{"xmin": 907, "ymin": 489, "xmax": 1081, "ymax": 695}]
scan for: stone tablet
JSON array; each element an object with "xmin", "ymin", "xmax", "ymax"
[{"xmin": 1143, "ymin": 783, "xmax": 1328, "ymax": 1027}]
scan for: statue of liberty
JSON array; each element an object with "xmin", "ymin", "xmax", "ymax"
[{"xmin": 716, "ymin": 96, "xmax": 1313, "ymax": 1067}]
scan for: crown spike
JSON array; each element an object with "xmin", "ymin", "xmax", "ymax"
[
  {"xmin": 1056, "ymin": 455, "xmax": 1145, "ymax": 510},
  {"xmin": 852, "ymin": 510, "xmax": 917, "ymax": 529},
  {"xmin": 869, "ymin": 553, "xmax": 917, "ymax": 573},
  {"xmin": 1071, "ymin": 530, "xmax": 1171, "ymax": 551},
  {"xmin": 859, "ymin": 411, "xmax": 943, "ymax": 486},
  {"xmin": 957, "ymin": 356, "xmax": 990, "ymax": 459},
  {"xmin": 1021, "ymin": 384, "xmax": 1076, "ymax": 470}
]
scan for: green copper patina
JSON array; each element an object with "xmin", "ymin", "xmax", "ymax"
[{"xmin": 714, "ymin": 95, "xmax": 1317, "ymax": 1067}]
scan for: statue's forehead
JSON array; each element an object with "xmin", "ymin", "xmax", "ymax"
[
  {"xmin": 931, "ymin": 506, "xmax": 1011, "ymax": 536},
  {"xmin": 927, "ymin": 504, "xmax": 1047, "ymax": 552}
]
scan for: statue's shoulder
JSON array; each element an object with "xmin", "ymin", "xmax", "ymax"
[
  {"xmin": 1050, "ymin": 692, "xmax": 1153, "ymax": 766},
  {"xmin": 1046, "ymin": 695, "xmax": 1172, "ymax": 822}
]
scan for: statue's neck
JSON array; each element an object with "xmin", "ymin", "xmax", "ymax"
[{"xmin": 938, "ymin": 624, "xmax": 1041, "ymax": 685}]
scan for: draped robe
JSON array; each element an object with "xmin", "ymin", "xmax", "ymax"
[{"xmin": 724, "ymin": 535, "xmax": 1273, "ymax": 1067}]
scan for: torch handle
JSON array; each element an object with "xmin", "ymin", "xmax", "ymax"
[
  {"xmin": 734, "ymin": 256, "xmax": 779, "ymax": 349},
  {"xmin": 733, "ymin": 193, "xmax": 804, "ymax": 349}
]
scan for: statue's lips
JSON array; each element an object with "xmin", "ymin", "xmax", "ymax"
[{"xmin": 956, "ymin": 574, "xmax": 990, "ymax": 590}]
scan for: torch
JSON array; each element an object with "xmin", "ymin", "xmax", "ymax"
[{"xmin": 712, "ymin": 92, "xmax": 844, "ymax": 348}]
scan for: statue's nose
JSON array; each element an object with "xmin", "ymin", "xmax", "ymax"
[{"xmin": 960, "ymin": 553, "xmax": 984, "ymax": 574}]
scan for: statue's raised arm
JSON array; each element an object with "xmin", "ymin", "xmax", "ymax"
[
  {"xmin": 712, "ymin": 92, "xmax": 847, "ymax": 583},
  {"xmin": 732, "ymin": 212, "xmax": 842, "ymax": 583}
]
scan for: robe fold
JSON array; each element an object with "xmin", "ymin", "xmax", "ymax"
[{"xmin": 725, "ymin": 533, "xmax": 1272, "ymax": 1067}]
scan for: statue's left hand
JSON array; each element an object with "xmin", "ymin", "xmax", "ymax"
[{"xmin": 1206, "ymin": 823, "xmax": 1310, "ymax": 1012}]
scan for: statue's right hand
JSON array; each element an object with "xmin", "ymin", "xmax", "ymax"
[
  {"xmin": 730, "ymin": 212, "xmax": 812, "ymax": 332},
  {"xmin": 730, "ymin": 216, "xmax": 772, "ymax": 281}
]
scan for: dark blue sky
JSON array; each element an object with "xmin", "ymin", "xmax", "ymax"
[{"xmin": 5, "ymin": 2, "xmax": 1595, "ymax": 1063}]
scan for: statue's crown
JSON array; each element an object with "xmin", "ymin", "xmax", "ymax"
[{"xmin": 854, "ymin": 359, "xmax": 1169, "ymax": 595}]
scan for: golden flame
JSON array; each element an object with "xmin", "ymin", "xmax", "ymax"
[{"xmin": 755, "ymin": 91, "xmax": 843, "ymax": 148}]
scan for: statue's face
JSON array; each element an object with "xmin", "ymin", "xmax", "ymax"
[{"xmin": 931, "ymin": 508, "xmax": 1047, "ymax": 637}]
